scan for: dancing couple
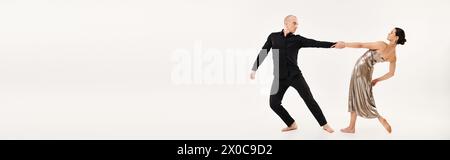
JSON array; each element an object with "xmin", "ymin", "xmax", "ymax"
[{"xmin": 250, "ymin": 15, "xmax": 406, "ymax": 134}]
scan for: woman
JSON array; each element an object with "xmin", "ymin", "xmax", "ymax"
[{"xmin": 340, "ymin": 28, "xmax": 406, "ymax": 134}]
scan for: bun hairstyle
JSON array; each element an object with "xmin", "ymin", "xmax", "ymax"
[{"xmin": 395, "ymin": 27, "xmax": 406, "ymax": 45}]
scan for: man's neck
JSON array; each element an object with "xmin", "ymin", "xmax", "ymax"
[{"xmin": 283, "ymin": 29, "xmax": 291, "ymax": 37}]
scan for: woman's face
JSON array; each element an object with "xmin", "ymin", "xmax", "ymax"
[{"xmin": 387, "ymin": 29, "xmax": 399, "ymax": 42}]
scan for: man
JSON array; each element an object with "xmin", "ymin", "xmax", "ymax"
[{"xmin": 250, "ymin": 15, "xmax": 344, "ymax": 133}]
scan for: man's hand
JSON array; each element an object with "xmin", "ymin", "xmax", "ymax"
[
  {"xmin": 331, "ymin": 41, "xmax": 345, "ymax": 49},
  {"xmin": 250, "ymin": 71, "xmax": 256, "ymax": 80}
]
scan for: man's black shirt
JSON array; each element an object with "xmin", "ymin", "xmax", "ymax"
[{"xmin": 252, "ymin": 30, "xmax": 336, "ymax": 79}]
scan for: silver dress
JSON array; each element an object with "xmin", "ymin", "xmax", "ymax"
[{"xmin": 348, "ymin": 50, "xmax": 387, "ymax": 118}]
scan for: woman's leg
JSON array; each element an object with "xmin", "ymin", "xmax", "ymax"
[
  {"xmin": 378, "ymin": 116, "xmax": 392, "ymax": 133},
  {"xmin": 341, "ymin": 112, "xmax": 357, "ymax": 133}
]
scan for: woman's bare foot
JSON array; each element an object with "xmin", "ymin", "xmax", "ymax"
[
  {"xmin": 340, "ymin": 126, "xmax": 355, "ymax": 133},
  {"xmin": 281, "ymin": 122, "xmax": 298, "ymax": 132},
  {"xmin": 322, "ymin": 124, "xmax": 334, "ymax": 133},
  {"xmin": 379, "ymin": 117, "xmax": 392, "ymax": 133}
]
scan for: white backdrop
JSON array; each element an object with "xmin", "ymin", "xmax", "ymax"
[{"xmin": 0, "ymin": 0, "xmax": 449, "ymax": 139}]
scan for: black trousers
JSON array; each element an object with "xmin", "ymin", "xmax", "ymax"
[{"xmin": 269, "ymin": 73, "xmax": 327, "ymax": 127}]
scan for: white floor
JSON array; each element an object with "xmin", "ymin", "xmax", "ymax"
[{"xmin": 1, "ymin": 86, "xmax": 448, "ymax": 140}]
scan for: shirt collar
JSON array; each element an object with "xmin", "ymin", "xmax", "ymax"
[{"xmin": 281, "ymin": 29, "xmax": 294, "ymax": 37}]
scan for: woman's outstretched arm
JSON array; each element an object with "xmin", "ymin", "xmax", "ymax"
[{"xmin": 344, "ymin": 41, "xmax": 386, "ymax": 50}]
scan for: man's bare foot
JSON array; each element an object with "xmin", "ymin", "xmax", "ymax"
[
  {"xmin": 379, "ymin": 117, "xmax": 392, "ymax": 133},
  {"xmin": 281, "ymin": 122, "xmax": 298, "ymax": 132},
  {"xmin": 340, "ymin": 126, "xmax": 355, "ymax": 133},
  {"xmin": 322, "ymin": 124, "xmax": 334, "ymax": 133}
]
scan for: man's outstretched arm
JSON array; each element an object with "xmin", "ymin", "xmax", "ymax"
[{"xmin": 298, "ymin": 36, "xmax": 344, "ymax": 48}]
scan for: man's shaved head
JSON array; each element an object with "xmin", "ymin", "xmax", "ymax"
[
  {"xmin": 284, "ymin": 15, "xmax": 296, "ymax": 25},
  {"xmin": 284, "ymin": 15, "xmax": 298, "ymax": 34}
]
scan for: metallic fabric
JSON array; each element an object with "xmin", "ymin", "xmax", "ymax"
[{"xmin": 348, "ymin": 50, "xmax": 386, "ymax": 119}]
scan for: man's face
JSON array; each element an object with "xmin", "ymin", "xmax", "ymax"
[{"xmin": 284, "ymin": 16, "xmax": 298, "ymax": 33}]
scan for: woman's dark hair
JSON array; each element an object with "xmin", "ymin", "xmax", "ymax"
[{"xmin": 395, "ymin": 27, "xmax": 406, "ymax": 45}]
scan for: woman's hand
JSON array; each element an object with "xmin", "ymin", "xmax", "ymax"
[
  {"xmin": 331, "ymin": 41, "xmax": 345, "ymax": 49},
  {"xmin": 371, "ymin": 79, "xmax": 379, "ymax": 86}
]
